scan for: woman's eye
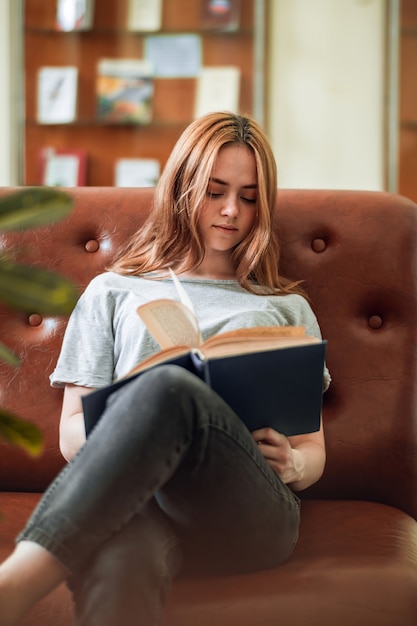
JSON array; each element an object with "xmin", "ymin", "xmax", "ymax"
[{"xmin": 206, "ymin": 190, "xmax": 256, "ymax": 203}]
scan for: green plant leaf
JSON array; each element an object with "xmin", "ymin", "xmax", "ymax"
[
  {"xmin": 0, "ymin": 341, "xmax": 20, "ymax": 367},
  {"xmin": 0, "ymin": 258, "xmax": 78, "ymax": 314},
  {"xmin": 0, "ymin": 409, "xmax": 43, "ymax": 457},
  {"xmin": 0, "ymin": 188, "xmax": 73, "ymax": 231}
]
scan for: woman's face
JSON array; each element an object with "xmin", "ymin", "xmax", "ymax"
[{"xmin": 198, "ymin": 144, "xmax": 258, "ymax": 263}]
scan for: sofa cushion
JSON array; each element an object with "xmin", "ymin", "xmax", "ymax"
[{"xmin": 2, "ymin": 494, "xmax": 415, "ymax": 626}]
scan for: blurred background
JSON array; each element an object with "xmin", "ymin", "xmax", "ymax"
[{"xmin": 0, "ymin": 0, "xmax": 414, "ymax": 202}]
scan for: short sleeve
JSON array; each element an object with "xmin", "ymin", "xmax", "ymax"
[{"xmin": 50, "ymin": 276, "xmax": 116, "ymax": 388}]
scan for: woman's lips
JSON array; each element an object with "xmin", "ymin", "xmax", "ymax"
[{"xmin": 214, "ymin": 224, "xmax": 238, "ymax": 232}]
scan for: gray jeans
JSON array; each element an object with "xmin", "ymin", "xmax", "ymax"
[{"xmin": 18, "ymin": 365, "xmax": 300, "ymax": 625}]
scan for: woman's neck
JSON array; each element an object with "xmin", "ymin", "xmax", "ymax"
[
  {"xmin": 180, "ymin": 269, "xmax": 237, "ymax": 280},
  {"xmin": 178, "ymin": 254, "xmax": 237, "ymax": 281}
]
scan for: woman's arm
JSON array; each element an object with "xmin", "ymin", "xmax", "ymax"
[
  {"xmin": 251, "ymin": 418, "xmax": 326, "ymax": 491},
  {"xmin": 59, "ymin": 384, "xmax": 95, "ymax": 462}
]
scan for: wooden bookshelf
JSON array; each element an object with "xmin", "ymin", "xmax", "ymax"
[
  {"xmin": 399, "ymin": 0, "xmax": 417, "ymax": 202},
  {"xmin": 23, "ymin": 0, "xmax": 268, "ymax": 186}
]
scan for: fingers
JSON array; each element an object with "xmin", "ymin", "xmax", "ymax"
[
  {"xmin": 251, "ymin": 427, "xmax": 287, "ymax": 446},
  {"xmin": 251, "ymin": 427, "xmax": 298, "ymax": 482}
]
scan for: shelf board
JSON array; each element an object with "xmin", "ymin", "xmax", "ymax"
[
  {"xmin": 401, "ymin": 27, "xmax": 417, "ymax": 37},
  {"xmin": 25, "ymin": 27, "xmax": 254, "ymax": 37},
  {"xmin": 25, "ymin": 119, "xmax": 190, "ymax": 129},
  {"xmin": 400, "ymin": 121, "xmax": 417, "ymax": 130}
]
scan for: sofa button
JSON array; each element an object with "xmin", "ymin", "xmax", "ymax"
[
  {"xmin": 312, "ymin": 238, "xmax": 326, "ymax": 252},
  {"xmin": 368, "ymin": 315, "xmax": 383, "ymax": 329},
  {"xmin": 85, "ymin": 239, "xmax": 99, "ymax": 253},
  {"xmin": 28, "ymin": 313, "xmax": 42, "ymax": 327}
]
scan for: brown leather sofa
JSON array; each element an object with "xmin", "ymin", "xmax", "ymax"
[{"xmin": 1, "ymin": 187, "xmax": 417, "ymax": 625}]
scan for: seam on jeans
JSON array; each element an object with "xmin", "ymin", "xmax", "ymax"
[{"xmin": 204, "ymin": 420, "xmax": 295, "ymax": 504}]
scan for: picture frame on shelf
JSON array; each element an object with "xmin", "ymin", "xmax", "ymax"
[
  {"xmin": 127, "ymin": 0, "xmax": 163, "ymax": 32},
  {"xmin": 194, "ymin": 66, "xmax": 240, "ymax": 118},
  {"xmin": 55, "ymin": 0, "xmax": 95, "ymax": 32},
  {"xmin": 115, "ymin": 158, "xmax": 160, "ymax": 187},
  {"xmin": 200, "ymin": 0, "xmax": 240, "ymax": 31},
  {"xmin": 144, "ymin": 35, "xmax": 202, "ymax": 78},
  {"xmin": 96, "ymin": 59, "xmax": 154, "ymax": 124},
  {"xmin": 38, "ymin": 148, "xmax": 87, "ymax": 187},
  {"xmin": 37, "ymin": 66, "xmax": 78, "ymax": 125}
]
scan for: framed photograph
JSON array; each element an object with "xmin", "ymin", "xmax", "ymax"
[
  {"xmin": 127, "ymin": 0, "xmax": 162, "ymax": 32},
  {"xmin": 194, "ymin": 66, "xmax": 240, "ymax": 118},
  {"xmin": 200, "ymin": 0, "xmax": 240, "ymax": 31},
  {"xmin": 144, "ymin": 35, "xmax": 201, "ymax": 78},
  {"xmin": 115, "ymin": 158, "xmax": 160, "ymax": 187},
  {"xmin": 96, "ymin": 59, "xmax": 153, "ymax": 124},
  {"xmin": 37, "ymin": 66, "xmax": 78, "ymax": 124},
  {"xmin": 56, "ymin": 0, "xmax": 95, "ymax": 31},
  {"xmin": 38, "ymin": 148, "xmax": 87, "ymax": 187}
]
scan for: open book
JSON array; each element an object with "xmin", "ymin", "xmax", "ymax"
[{"xmin": 82, "ymin": 273, "xmax": 327, "ymax": 437}]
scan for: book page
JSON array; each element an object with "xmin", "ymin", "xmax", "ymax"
[
  {"xmin": 202, "ymin": 326, "xmax": 320, "ymax": 359},
  {"xmin": 126, "ymin": 345, "xmax": 190, "ymax": 377},
  {"xmin": 137, "ymin": 299, "xmax": 201, "ymax": 349}
]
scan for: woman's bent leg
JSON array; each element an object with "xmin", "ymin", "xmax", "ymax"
[
  {"xmin": 6, "ymin": 364, "xmax": 299, "ymax": 621},
  {"xmin": 71, "ymin": 501, "xmax": 181, "ymax": 626}
]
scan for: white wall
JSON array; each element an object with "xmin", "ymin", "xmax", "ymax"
[
  {"xmin": 0, "ymin": 0, "xmax": 21, "ymax": 186},
  {"xmin": 268, "ymin": 0, "xmax": 386, "ymax": 190},
  {"xmin": 0, "ymin": 0, "xmax": 14, "ymax": 185}
]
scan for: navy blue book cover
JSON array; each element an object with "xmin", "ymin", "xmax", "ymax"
[
  {"xmin": 205, "ymin": 342, "xmax": 327, "ymax": 436},
  {"xmin": 82, "ymin": 342, "xmax": 327, "ymax": 438}
]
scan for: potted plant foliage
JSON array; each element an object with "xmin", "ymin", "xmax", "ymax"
[{"xmin": 0, "ymin": 188, "xmax": 78, "ymax": 456}]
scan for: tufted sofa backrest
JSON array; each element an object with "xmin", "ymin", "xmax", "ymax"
[{"xmin": 1, "ymin": 187, "xmax": 417, "ymax": 519}]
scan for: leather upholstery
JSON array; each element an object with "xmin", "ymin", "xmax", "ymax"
[{"xmin": 0, "ymin": 187, "xmax": 416, "ymax": 625}]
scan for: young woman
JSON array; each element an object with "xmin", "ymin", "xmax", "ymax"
[{"xmin": 0, "ymin": 111, "xmax": 330, "ymax": 626}]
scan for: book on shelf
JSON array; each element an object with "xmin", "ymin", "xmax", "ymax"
[
  {"xmin": 127, "ymin": 0, "xmax": 163, "ymax": 32},
  {"xmin": 200, "ymin": 0, "xmax": 240, "ymax": 31},
  {"xmin": 37, "ymin": 66, "xmax": 78, "ymax": 124},
  {"xmin": 55, "ymin": 0, "xmax": 95, "ymax": 32},
  {"xmin": 194, "ymin": 66, "xmax": 240, "ymax": 118},
  {"xmin": 38, "ymin": 148, "xmax": 87, "ymax": 187},
  {"xmin": 96, "ymin": 59, "xmax": 153, "ymax": 124},
  {"xmin": 115, "ymin": 158, "xmax": 160, "ymax": 187},
  {"xmin": 82, "ymin": 271, "xmax": 327, "ymax": 438}
]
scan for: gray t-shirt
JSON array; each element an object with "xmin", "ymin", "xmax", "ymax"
[{"xmin": 50, "ymin": 272, "xmax": 331, "ymax": 390}]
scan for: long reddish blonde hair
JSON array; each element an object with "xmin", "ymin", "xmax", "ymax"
[{"xmin": 110, "ymin": 111, "xmax": 304, "ymax": 296}]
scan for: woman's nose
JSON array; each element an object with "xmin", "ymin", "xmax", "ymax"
[{"xmin": 221, "ymin": 195, "xmax": 239, "ymax": 217}]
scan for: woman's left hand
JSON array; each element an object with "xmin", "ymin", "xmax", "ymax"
[{"xmin": 251, "ymin": 427, "xmax": 305, "ymax": 484}]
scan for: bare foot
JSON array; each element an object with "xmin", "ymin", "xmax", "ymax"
[{"xmin": 0, "ymin": 541, "xmax": 68, "ymax": 625}]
